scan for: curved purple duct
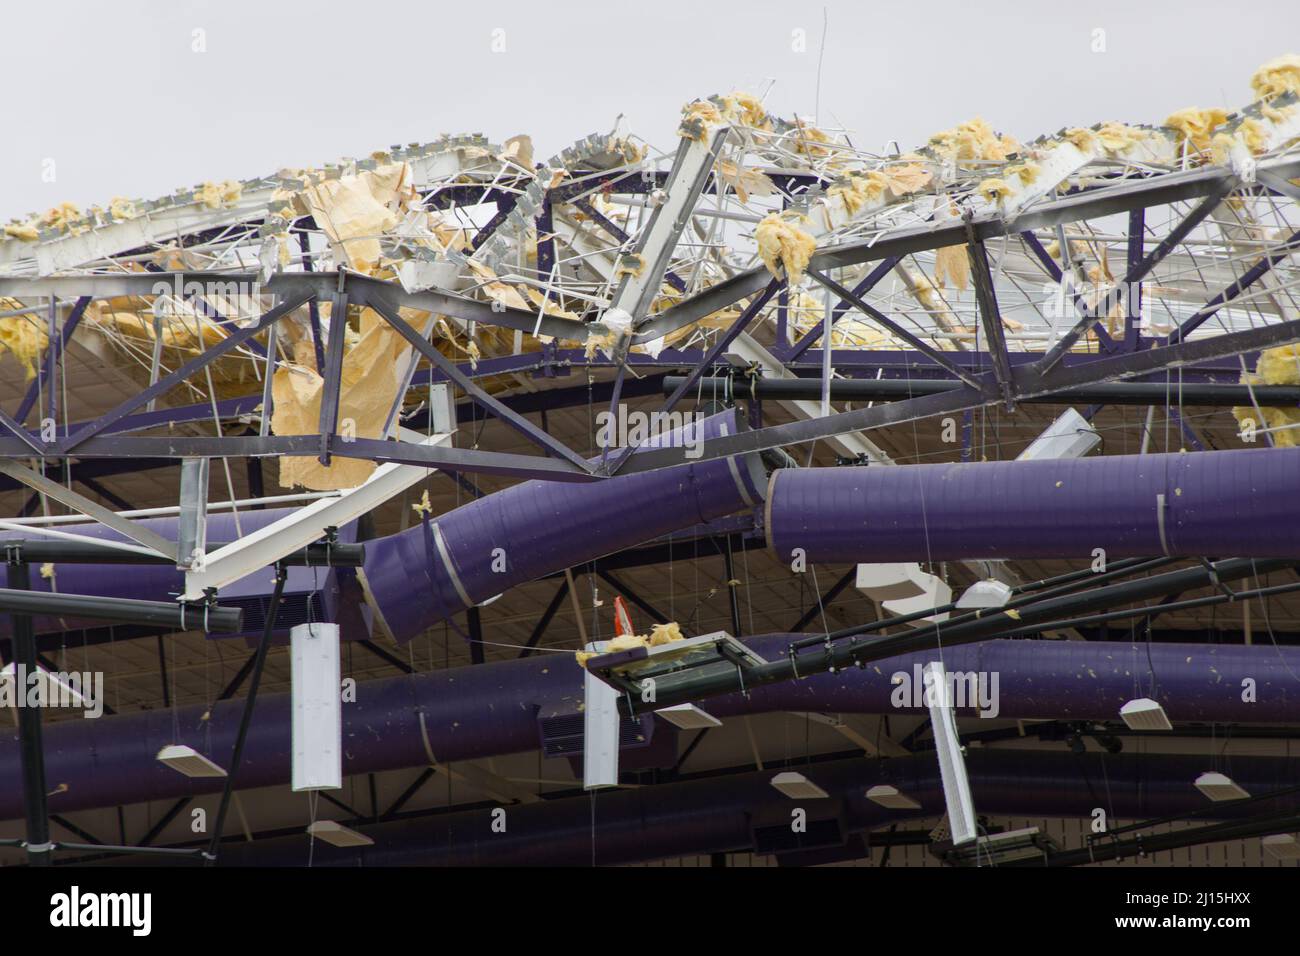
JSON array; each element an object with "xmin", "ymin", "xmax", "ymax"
[
  {"xmin": 766, "ymin": 447, "xmax": 1300, "ymax": 563},
  {"xmin": 135, "ymin": 752, "xmax": 1300, "ymax": 866},
  {"xmin": 5, "ymin": 635, "xmax": 1298, "ymax": 820},
  {"xmin": 0, "ymin": 509, "xmax": 350, "ymax": 638},
  {"xmin": 360, "ymin": 408, "xmax": 767, "ymax": 643}
]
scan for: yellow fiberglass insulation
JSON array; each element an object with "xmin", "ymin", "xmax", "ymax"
[
  {"xmin": 791, "ymin": 122, "xmax": 834, "ymax": 158},
  {"xmin": 721, "ymin": 92, "xmax": 770, "ymax": 131},
  {"xmin": 1095, "ymin": 122, "xmax": 1149, "ymax": 154},
  {"xmin": 0, "ymin": 310, "xmax": 49, "ymax": 381},
  {"xmin": 928, "ymin": 118, "xmax": 1018, "ymax": 164},
  {"xmin": 1164, "ymin": 107, "xmax": 1230, "ymax": 155},
  {"xmin": 827, "ymin": 163, "xmax": 933, "ymax": 216},
  {"xmin": 195, "ymin": 180, "xmax": 244, "ymax": 210},
  {"xmin": 1234, "ymin": 344, "xmax": 1300, "ymax": 447},
  {"xmin": 583, "ymin": 329, "xmax": 617, "ymax": 361},
  {"xmin": 3, "ymin": 221, "xmax": 39, "ymax": 242},
  {"xmin": 1061, "ymin": 128, "xmax": 1097, "ymax": 152},
  {"xmin": 109, "ymin": 196, "xmax": 138, "ymax": 220},
  {"xmin": 716, "ymin": 159, "xmax": 776, "ymax": 203},
  {"xmin": 883, "ymin": 163, "xmax": 933, "ymax": 194},
  {"xmin": 1211, "ymin": 118, "xmax": 1273, "ymax": 165},
  {"xmin": 271, "ymin": 304, "xmax": 420, "ymax": 490},
  {"xmin": 755, "ymin": 212, "xmax": 816, "ymax": 285},
  {"xmin": 978, "ymin": 178, "xmax": 1013, "ymax": 203},
  {"xmin": 679, "ymin": 99, "xmax": 724, "ymax": 140},
  {"xmin": 934, "ymin": 245, "xmax": 970, "ymax": 291},
  {"xmin": 1251, "ymin": 53, "xmax": 1300, "ymax": 101},
  {"xmin": 41, "ymin": 202, "xmax": 83, "ymax": 232},
  {"xmin": 829, "ymin": 172, "xmax": 887, "ymax": 215},
  {"xmin": 300, "ymin": 162, "xmax": 414, "ymax": 274},
  {"xmin": 574, "ymin": 621, "xmax": 686, "ymax": 666}
]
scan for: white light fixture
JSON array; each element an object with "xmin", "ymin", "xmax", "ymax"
[
  {"xmin": 156, "ymin": 744, "xmax": 227, "ymax": 778},
  {"xmin": 583, "ymin": 640, "xmax": 620, "ymax": 791},
  {"xmin": 955, "ymin": 580, "xmax": 1014, "ymax": 610},
  {"xmin": 1194, "ymin": 771, "xmax": 1250, "ymax": 802},
  {"xmin": 770, "ymin": 771, "xmax": 828, "ymax": 799},
  {"xmin": 1018, "ymin": 408, "xmax": 1101, "ymax": 461},
  {"xmin": 1262, "ymin": 834, "xmax": 1300, "ymax": 861},
  {"xmin": 924, "ymin": 661, "xmax": 978, "ymax": 845},
  {"xmin": 1120, "ymin": 697, "xmax": 1172, "ymax": 731},
  {"xmin": 290, "ymin": 623, "xmax": 342, "ymax": 792},
  {"xmin": 866, "ymin": 784, "xmax": 921, "ymax": 810},
  {"xmin": 306, "ymin": 820, "xmax": 374, "ymax": 848},
  {"xmin": 655, "ymin": 703, "xmax": 722, "ymax": 730}
]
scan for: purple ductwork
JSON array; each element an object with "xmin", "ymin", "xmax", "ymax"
[
  {"xmin": 766, "ymin": 447, "xmax": 1300, "ymax": 563},
  {"xmin": 4, "ymin": 635, "xmax": 1297, "ymax": 820},
  {"xmin": 359, "ymin": 408, "xmax": 767, "ymax": 642},
  {"xmin": 0, "ymin": 510, "xmax": 354, "ymax": 639},
  {"xmin": 121, "ymin": 751, "xmax": 1300, "ymax": 866}
]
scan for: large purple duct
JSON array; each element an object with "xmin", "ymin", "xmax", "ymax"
[
  {"xmin": 5, "ymin": 635, "xmax": 1297, "ymax": 820},
  {"xmin": 360, "ymin": 408, "xmax": 767, "ymax": 642},
  {"xmin": 133, "ymin": 752, "xmax": 1300, "ymax": 866},
  {"xmin": 0, "ymin": 509, "xmax": 352, "ymax": 638},
  {"xmin": 766, "ymin": 447, "xmax": 1300, "ymax": 563}
]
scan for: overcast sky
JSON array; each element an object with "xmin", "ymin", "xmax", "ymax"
[{"xmin": 3, "ymin": 0, "xmax": 1297, "ymax": 220}]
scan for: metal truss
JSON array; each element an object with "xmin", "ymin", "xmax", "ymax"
[{"xmin": 0, "ymin": 91, "xmax": 1297, "ymax": 537}]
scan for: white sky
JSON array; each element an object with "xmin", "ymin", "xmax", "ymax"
[{"xmin": 2, "ymin": 0, "xmax": 1297, "ymax": 220}]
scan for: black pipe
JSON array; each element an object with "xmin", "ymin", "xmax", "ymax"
[
  {"xmin": 0, "ymin": 590, "xmax": 243, "ymax": 633},
  {"xmin": 204, "ymin": 565, "xmax": 287, "ymax": 864},
  {"xmin": 1, "ymin": 540, "xmax": 364, "ymax": 567},
  {"xmin": 1018, "ymin": 807, "xmax": 1300, "ymax": 867},
  {"xmin": 6, "ymin": 561, "xmax": 51, "ymax": 866},
  {"xmin": 789, "ymin": 555, "xmax": 1175, "ymax": 651},
  {"xmin": 620, "ymin": 557, "xmax": 1297, "ymax": 714},
  {"xmin": 665, "ymin": 376, "xmax": 1300, "ymax": 407}
]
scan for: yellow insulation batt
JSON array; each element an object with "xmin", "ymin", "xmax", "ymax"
[
  {"xmin": 3, "ymin": 221, "xmax": 39, "ymax": 242},
  {"xmin": 300, "ymin": 162, "xmax": 415, "ymax": 274},
  {"xmin": 1095, "ymin": 122, "xmax": 1150, "ymax": 154},
  {"xmin": 933, "ymin": 245, "xmax": 970, "ymax": 291},
  {"xmin": 1164, "ymin": 107, "xmax": 1230, "ymax": 155},
  {"xmin": 716, "ymin": 159, "xmax": 776, "ymax": 203},
  {"xmin": 679, "ymin": 92, "xmax": 772, "ymax": 141},
  {"xmin": 679, "ymin": 99, "xmax": 724, "ymax": 139},
  {"xmin": 271, "ymin": 303, "xmax": 423, "ymax": 490},
  {"xmin": 109, "ymin": 196, "xmax": 138, "ymax": 220},
  {"xmin": 1233, "ymin": 344, "xmax": 1300, "ymax": 448},
  {"xmin": 829, "ymin": 172, "xmax": 888, "ymax": 214},
  {"xmin": 755, "ymin": 212, "xmax": 816, "ymax": 285},
  {"xmin": 194, "ymin": 180, "xmax": 243, "ymax": 210},
  {"xmin": 575, "ymin": 622, "xmax": 685, "ymax": 667},
  {"xmin": 1211, "ymin": 118, "xmax": 1272, "ymax": 164},
  {"xmin": 0, "ymin": 301, "xmax": 48, "ymax": 380},
  {"xmin": 977, "ymin": 178, "xmax": 1013, "ymax": 203},
  {"xmin": 1251, "ymin": 54, "xmax": 1300, "ymax": 101},
  {"xmin": 928, "ymin": 118, "xmax": 1018, "ymax": 164}
]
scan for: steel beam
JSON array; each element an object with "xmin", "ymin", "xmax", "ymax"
[
  {"xmin": 182, "ymin": 430, "xmax": 452, "ymax": 600},
  {"xmin": 0, "ymin": 460, "xmax": 176, "ymax": 558}
]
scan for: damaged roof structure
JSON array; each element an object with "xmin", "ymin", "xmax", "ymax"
[{"xmin": 0, "ymin": 52, "xmax": 1299, "ymax": 870}]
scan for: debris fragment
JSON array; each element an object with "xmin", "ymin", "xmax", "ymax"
[{"xmin": 755, "ymin": 211, "xmax": 816, "ymax": 285}]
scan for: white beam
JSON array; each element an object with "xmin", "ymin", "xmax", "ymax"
[{"xmin": 181, "ymin": 430, "xmax": 452, "ymax": 599}]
